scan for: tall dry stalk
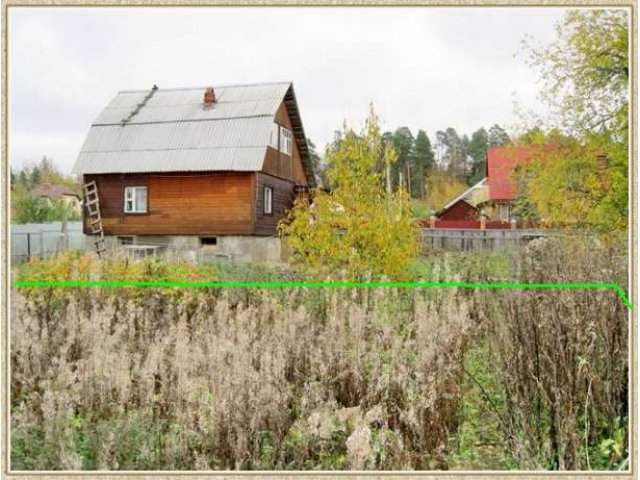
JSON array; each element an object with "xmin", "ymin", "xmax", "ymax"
[
  {"xmin": 476, "ymin": 237, "xmax": 628, "ymax": 469},
  {"xmin": 11, "ymin": 287, "xmax": 473, "ymax": 470}
]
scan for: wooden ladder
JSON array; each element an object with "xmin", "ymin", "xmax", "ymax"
[{"xmin": 83, "ymin": 181, "xmax": 107, "ymax": 257}]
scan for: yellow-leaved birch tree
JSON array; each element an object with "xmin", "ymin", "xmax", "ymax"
[{"xmin": 279, "ymin": 107, "xmax": 419, "ymax": 280}]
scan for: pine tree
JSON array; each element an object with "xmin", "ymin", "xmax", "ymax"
[
  {"xmin": 488, "ymin": 124, "xmax": 511, "ymax": 147},
  {"xmin": 29, "ymin": 166, "xmax": 42, "ymax": 187},
  {"xmin": 411, "ymin": 130, "xmax": 435, "ymax": 199},
  {"xmin": 437, "ymin": 127, "xmax": 466, "ymax": 181},
  {"xmin": 391, "ymin": 127, "xmax": 414, "ymax": 193},
  {"xmin": 467, "ymin": 127, "xmax": 489, "ymax": 185}
]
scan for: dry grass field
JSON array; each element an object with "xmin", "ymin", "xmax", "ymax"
[{"xmin": 10, "ymin": 238, "xmax": 629, "ymax": 470}]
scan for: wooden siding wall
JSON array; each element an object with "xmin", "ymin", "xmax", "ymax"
[
  {"xmin": 262, "ymin": 102, "xmax": 308, "ymax": 185},
  {"xmin": 84, "ymin": 172, "xmax": 255, "ymax": 236},
  {"xmin": 438, "ymin": 200, "xmax": 479, "ymax": 221},
  {"xmin": 254, "ymin": 172, "xmax": 296, "ymax": 236}
]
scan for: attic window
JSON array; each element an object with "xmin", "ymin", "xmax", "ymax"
[
  {"xmin": 270, "ymin": 123, "xmax": 279, "ymax": 149},
  {"xmin": 280, "ymin": 127, "xmax": 292, "ymax": 155},
  {"xmin": 124, "ymin": 186, "xmax": 147, "ymax": 213}
]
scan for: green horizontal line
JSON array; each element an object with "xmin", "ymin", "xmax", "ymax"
[{"xmin": 12, "ymin": 280, "xmax": 633, "ymax": 310}]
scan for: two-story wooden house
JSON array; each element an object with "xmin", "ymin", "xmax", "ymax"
[{"xmin": 72, "ymin": 81, "xmax": 314, "ymax": 262}]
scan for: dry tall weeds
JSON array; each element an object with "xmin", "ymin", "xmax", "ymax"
[
  {"xmin": 10, "ymin": 237, "xmax": 628, "ymax": 470},
  {"xmin": 476, "ymin": 238, "xmax": 628, "ymax": 470},
  {"xmin": 11, "ymin": 287, "xmax": 472, "ymax": 470}
]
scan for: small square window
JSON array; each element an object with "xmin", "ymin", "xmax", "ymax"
[
  {"xmin": 264, "ymin": 186, "xmax": 273, "ymax": 215},
  {"xmin": 124, "ymin": 186, "xmax": 147, "ymax": 213},
  {"xmin": 118, "ymin": 236, "xmax": 134, "ymax": 245}
]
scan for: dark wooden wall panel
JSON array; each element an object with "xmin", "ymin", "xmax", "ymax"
[
  {"xmin": 84, "ymin": 172, "xmax": 255, "ymax": 236},
  {"xmin": 262, "ymin": 102, "xmax": 308, "ymax": 185},
  {"xmin": 438, "ymin": 200, "xmax": 479, "ymax": 221},
  {"xmin": 254, "ymin": 172, "xmax": 296, "ymax": 236}
]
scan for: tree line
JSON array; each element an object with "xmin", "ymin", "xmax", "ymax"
[
  {"xmin": 10, "ymin": 157, "xmax": 81, "ymax": 224},
  {"xmin": 309, "ymin": 122, "xmax": 511, "ymax": 220}
]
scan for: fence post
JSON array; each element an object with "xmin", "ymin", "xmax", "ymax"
[
  {"xmin": 27, "ymin": 233, "xmax": 31, "ymax": 259},
  {"xmin": 60, "ymin": 210, "xmax": 69, "ymax": 251}
]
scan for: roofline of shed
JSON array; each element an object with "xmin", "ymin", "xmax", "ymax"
[{"xmin": 435, "ymin": 198, "xmax": 478, "ymax": 217}]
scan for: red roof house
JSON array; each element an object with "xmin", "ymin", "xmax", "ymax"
[
  {"xmin": 33, "ymin": 183, "xmax": 80, "ymax": 200},
  {"xmin": 431, "ymin": 145, "xmax": 538, "ymax": 226},
  {"xmin": 486, "ymin": 146, "xmax": 532, "ymax": 201}
]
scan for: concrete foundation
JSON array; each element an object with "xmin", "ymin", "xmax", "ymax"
[{"xmin": 95, "ymin": 235, "xmax": 284, "ymax": 264}]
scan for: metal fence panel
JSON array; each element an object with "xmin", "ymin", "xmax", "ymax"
[{"xmin": 11, "ymin": 222, "xmax": 85, "ymax": 264}]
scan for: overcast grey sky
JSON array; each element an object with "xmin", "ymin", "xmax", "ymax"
[{"xmin": 9, "ymin": 6, "xmax": 569, "ymax": 174}]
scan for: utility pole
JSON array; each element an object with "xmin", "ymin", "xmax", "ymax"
[{"xmin": 385, "ymin": 160, "xmax": 392, "ymax": 195}]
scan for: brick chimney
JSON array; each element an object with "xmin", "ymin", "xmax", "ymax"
[{"xmin": 203, "ymin": 86, "xmax": 216, "ymax": 106}]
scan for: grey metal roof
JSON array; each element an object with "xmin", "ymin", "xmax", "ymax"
[{"xmin": 73, "ymin": 81, "xmax": 314, "ymax": 183}]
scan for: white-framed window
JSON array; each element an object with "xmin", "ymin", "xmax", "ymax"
[
  {"xmin": 118, "ymin": 236, "xmax": 134, "ymax": 245},
  {"xmin": 280, "ymin": 126, "xmax": 292, "ymax": 155},
  {"xmin": 264, "ymin": 186, "xmax": 273, "ymax": 214},
  {"xmin": 124, "ymin": 186, "xmax": 148, "ymax": 213},
  {"xmin": 499, "ymin": 203, "xmax": 510, "ymax": 221},
  {"xmin": 270, "ymin": 123, "xmax": 280, "ymax": 149}
]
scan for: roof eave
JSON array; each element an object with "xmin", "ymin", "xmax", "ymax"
[{"xmin": 283, "ymin": 84, "xmax": 316, "ymax": 188}]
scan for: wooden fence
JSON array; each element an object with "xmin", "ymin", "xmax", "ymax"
[{"xmin": 421, "ymin": 228, "xmax": 549, "ymax": 251}]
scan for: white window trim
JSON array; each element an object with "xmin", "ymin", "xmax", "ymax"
[
  {"xmin": 499, "ymin": 203, "xmax": 510, "ymax": 222},
  {"xmin": 270, "ymin": 123, "xmax": 280, "ymax": 149},
  {"xmin": 280, "ymin": 126, "xmax": 292, "ymax": 155},
  {"xmin": 264, "ymin": 186, "xmax": 273, "ymax": 215},
  {"xmin": 270, "ymin": 123, "xmax": 293, "ymax": 155},
  {"xmin": 124, "ymin": 186, "xmax": 148, "ymax": 213},
  {"xmin": 118, "ymin": 236, "xmax": 135, "ymax": 245}
]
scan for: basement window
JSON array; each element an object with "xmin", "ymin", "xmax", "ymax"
[
  {"xmin": 264, "ymin": 186, "xmax": 273, "ymax": 215},
  {"xmin": 118, "ymin": 236, "xmax": 134, "ymax": 246},
  {"xmin": 124, "ymin": 186, "xmax": 147, "ymax": 213},
  {"xmin": 200, "ymin": 237, "xmax": 218, "ymax": 246}
]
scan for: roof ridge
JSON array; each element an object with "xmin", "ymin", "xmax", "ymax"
[
  {"xmin": 92, "ymin": 114, "xmax": 274, "ymax": 127},
  {"xmin": 118, "ymin": 81, "xmax": 292, "ymax": 94}
]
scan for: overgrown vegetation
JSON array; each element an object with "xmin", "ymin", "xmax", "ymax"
[
  {"xmin": 9, "ymin": 8, "xmax": 630, "ymax": 473},
  {"xmin": 479, "ymin": 237, "xmax": 628, "ymax": 470},
  {"xmin": 515, "ymin": 9, "xmax": 629, "ymax": 234},
  {"xmin": 421, "ymin": 170, "xmax": 470, "ymax": 214},
  {"xmin": 11, "ymin": 156, "xmax": 81, "ymax": 224},
  {"xmin": 11, "ymin": 238, "xmax": 628, "ymax": 471},
  {"xmin": 280, "ymin": 108, "xmax": 420, "ymax": 281},
  {"xmin": 12, "ymin": 281, "xmax": 472, "ymax": 470}
]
